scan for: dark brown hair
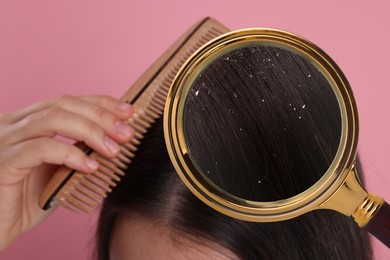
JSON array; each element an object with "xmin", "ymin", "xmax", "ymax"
[
  {"xmin": 184, "ymin": 45, "xmax": 342, "ymax": 201},
  {"xmin": 96, "ymin": 46, "xmax": 372, "ymax": 259}
]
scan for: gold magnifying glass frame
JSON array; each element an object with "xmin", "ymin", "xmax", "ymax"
[{"xmin": 164, "ymin": 28, "xmax": 383, "ymax": 225}]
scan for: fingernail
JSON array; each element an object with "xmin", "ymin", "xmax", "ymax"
[
  {"xmin": 116, "ymin": 101, "xmax": 132, "ymax": 111},
  {"xmin": 104, "ymin": 136, "xmax": 120, "ymax": 154},
  {"xmin": 85, "ymin": 157, "xmax": 99, "ymax": 170},
  {"xmin": 115, "ymin": 121, "xmax": 134, "ymax": 136}
]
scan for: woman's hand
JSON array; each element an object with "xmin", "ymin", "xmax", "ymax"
[{"xmin": 0, "ymin": 95, "xmax": 134, "ymax": 250}]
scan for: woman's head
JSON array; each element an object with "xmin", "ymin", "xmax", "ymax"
[
  {"xmin": 96, "ymin": 46, "xmax": 371, "ymax": 259},
  {"xmin": 96, "ymin": 119, "xmax": 371, "ymax": 260}
]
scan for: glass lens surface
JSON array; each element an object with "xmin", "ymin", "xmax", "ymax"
[{"xmin": 183, "ymin": 45, "xmax": 341, "ymax": 202}]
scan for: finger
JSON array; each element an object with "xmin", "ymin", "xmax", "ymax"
[
  {"xmin": 78, "ymin": 95, "xmax": 133, "ymax": 120},
  {"xmin": 6, "ymin": 95, "xmax": 133, "ymax": 124},
  {"xmin": 7, "ymin": 137, "xmax": 99, "ymax": 174},
  {"xmin": 8, "ymin": 108, "xmax": 128, "ymax": 158},
  {"xmin": 44, "ymin": 95, "xmax": 133, "ymax": 123},
  {"xmin": 46, "ymin": 96, "xmax": 135, "ymax": 142},
  {"xmin": 5, "ymin": 98, "xmax": 55, "ymax": 124}
]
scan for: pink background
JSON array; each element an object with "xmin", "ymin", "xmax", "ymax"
[{"xmin": 0, "ymin": 0, "xmax": 389, "ymax": 259}]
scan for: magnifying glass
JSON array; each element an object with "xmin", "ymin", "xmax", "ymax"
[{"xmin": 164, "ymin": 28, "xmax": 389, "ymax": 247}]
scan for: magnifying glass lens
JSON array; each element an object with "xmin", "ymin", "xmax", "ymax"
[{"xmin": 183, "ymin": 45, "xmax": 341, "ymax": 202}]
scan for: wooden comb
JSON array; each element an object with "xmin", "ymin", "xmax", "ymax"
[{"xmin": 38, "ymin": 17, "xmax": 229, "ymax": 214}]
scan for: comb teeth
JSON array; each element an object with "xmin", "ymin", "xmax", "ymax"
[{"xmin": 54, "ymin": 20, "xmax": 229, "ymax": 214}]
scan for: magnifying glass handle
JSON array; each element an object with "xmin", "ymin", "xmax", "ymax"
[
  {"xmin": 328, "ymin": 168, "xmax": 390, "ymax": 248},
  {"xmin": 365, "ymin": 200, "xmax": 390, "ymax": 248}
]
